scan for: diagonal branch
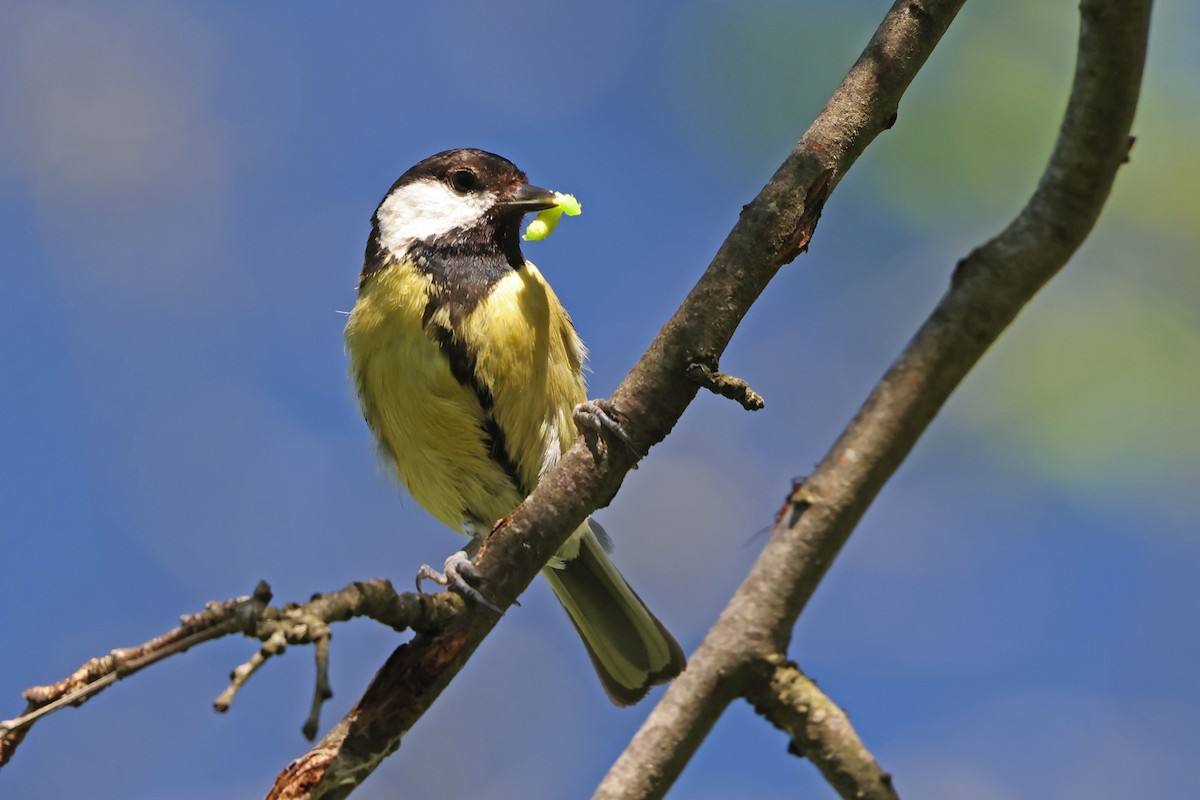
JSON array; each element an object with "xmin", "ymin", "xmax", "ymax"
[
  {"xmin": 267, "ymin": 2, "xmax": 969, "ymax": 798},
  {"xmin": 593, "ymin": 1, "xmax": 1152, "ymax": 798}
]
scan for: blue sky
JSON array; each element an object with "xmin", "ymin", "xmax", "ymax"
[{"xmin": 2, "ymin": 2, "xmax": 1197, "ymax": 798}]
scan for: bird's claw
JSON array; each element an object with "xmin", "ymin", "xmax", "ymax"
[
  {"xmin": 573, "ymin": 399, "xmax": 643, "ymax": 459},
  {"xmin": 416, "ymin": 550, "xmax": 502, "ymax": 613}
]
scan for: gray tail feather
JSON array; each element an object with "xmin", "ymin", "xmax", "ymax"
[{"xmin": 542, "ymin": 521, "xmax": 686, "ymax": 706}]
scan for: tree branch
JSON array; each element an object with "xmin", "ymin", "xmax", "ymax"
[
  {"xmin": 267, "ymin": 1, "xmax": 970, "ymax": 798},
  {"xmin": 594, "ymin": 1, "xmax": 1152, "ymax": 798},
  {"xmin": 0, "ymin": 579, "xmax": 453, "ymax": 768},
  {"xmin": 746, "ymin": 661, "xmax": 898, "ymax": 800}
]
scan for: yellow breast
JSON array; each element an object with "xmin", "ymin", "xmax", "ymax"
[{"xmin": 345, "ymin": 258, "xmax": 586, "ymax": 533}]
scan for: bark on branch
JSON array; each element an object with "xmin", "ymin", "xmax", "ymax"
[
  {"xmin": 594, "ymin": 1, "xmax": 1152, "ymax": 798},
  {"xmin": 746, "ymin": 661, "xmax": 898, "ymax": 800}
]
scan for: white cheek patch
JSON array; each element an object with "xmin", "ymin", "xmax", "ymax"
[{"xmin": 375, "ymin": 179, "xmax": 494, "ymax": 254}]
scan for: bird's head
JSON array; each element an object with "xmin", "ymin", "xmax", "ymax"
[{"xmin": 372, "ymin": 148, "xmax": 557, "ymax": 260}]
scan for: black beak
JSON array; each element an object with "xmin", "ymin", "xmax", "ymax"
[{"xmin": 504, "ymin": 182, "xmax": 558, "ymax": 212}]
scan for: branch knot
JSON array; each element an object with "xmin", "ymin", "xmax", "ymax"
[{"xmin": 686, "ymin": 362, "xmax": 765, "ymax": 411}]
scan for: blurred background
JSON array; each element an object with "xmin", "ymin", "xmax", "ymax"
[{"xmin": 2, "ymin": 1, "xmax": 1196, "ymax": 797}]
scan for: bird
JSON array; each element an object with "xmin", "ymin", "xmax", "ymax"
[{"xmin": 344, "ymin": 148, "xmax": 685, "ymax": 705}]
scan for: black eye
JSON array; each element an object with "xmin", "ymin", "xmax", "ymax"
[{"xmin": 448, "ymin": 169, "xmax": 478, "ymax": 193}]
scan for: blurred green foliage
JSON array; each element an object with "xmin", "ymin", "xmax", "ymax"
[
  {"xmin": 957, "ymin": 272, "xmax": 1200, "ymax": 526},
  {"xmin": 669, "ymin": 0, "xmax": 1199, "ymax": 529},
  {"xmin": 665, "ymin": 0, "xmax": 878, "ymax": 168}
]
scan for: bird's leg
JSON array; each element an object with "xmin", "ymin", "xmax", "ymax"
[
  {"xmin": 416, "ymin": 524, "xmax": 502, "ymax": 613},
  {"xmin": 573, "ymin": 398, "xmax": 643, "ymax": 459}
]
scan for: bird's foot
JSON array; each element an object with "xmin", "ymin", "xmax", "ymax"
[
  {"xmin": 416, "ymin": 550, "xmax": 502, "ymax": 613},
  {"xmin": 573, "ymin": 398, "xmax": 643, "ymax": 459}
]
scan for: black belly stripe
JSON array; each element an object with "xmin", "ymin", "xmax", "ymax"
[{"xmin": 426, "ymin": 321, "xmax": 529, "ymax": 496}]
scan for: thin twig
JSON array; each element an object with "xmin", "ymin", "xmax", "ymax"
[
  {"xmin": 686, "ymin": 363, "xmax": 765, "ymax": 410},
  {"xmin": 214, "ymin": 629, "xmax": 289, "ymax": 713},
  {"xmin": 0, "ymin": 583, "xmax": 271, "ymax": 765},
  {"xmin": 1, "ymin": 578, "xmax": 452, "ymax": 768},
  {"xmin": 303, "ymin": 628, "xmax": 334, "ymax": 741}
]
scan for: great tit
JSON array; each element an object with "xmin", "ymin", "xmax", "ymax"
[{"xmin": 345, "ymin": 149, "xmax": 685, "ymax": 705}]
